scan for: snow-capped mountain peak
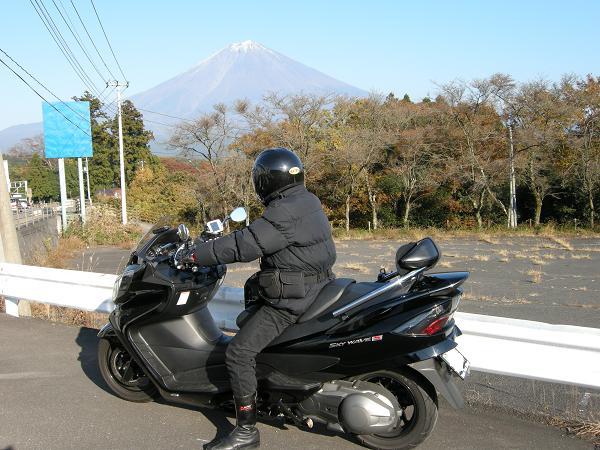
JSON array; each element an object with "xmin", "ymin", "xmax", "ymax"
[{"xmin": 228, "ymin": 40, "xmax": 266, "ymax": 52}]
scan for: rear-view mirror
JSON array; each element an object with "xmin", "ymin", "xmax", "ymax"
[{"xmin": 230, "ymin": 207, "xmax": 247, "ymax": 223}]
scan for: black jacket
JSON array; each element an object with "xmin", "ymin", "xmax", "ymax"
[{"xmin": 193, "ymin": 184, "xmax": 336, "ymax": 313}]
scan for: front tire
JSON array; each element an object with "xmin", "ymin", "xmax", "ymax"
[
  {"xmin": 352, "ymin": 370, "xmax": 438, "ymax": 450},
  {"xmin": 98, "ymin": 338, "xmax": 157, "ymax": 402}
]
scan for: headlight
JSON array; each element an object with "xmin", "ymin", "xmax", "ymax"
[
  {"xmin": 112, "ymin": 275, "xmax": 123, "ymax": 301},
  {"xmin": 112, "ymin": 266, "xmax": 142, "ymax": 302}
]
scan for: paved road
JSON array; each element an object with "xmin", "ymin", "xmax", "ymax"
[{"xmin": 0, "ymin": 314, "xmax": 591, "ymax": 450}]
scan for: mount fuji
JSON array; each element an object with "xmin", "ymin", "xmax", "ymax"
[
  {"xmin": 130, "ymin": 40, "xmax": 366, "ymax": 121},
  {"xmin": 0, "ymin": 41, "xmax": 366, "ymax": 153}
]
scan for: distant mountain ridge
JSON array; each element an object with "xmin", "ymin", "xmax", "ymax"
[
  {"xmin": 0, "ymin": 122, "xmax": 43, "ymax": 153},
  {"xmin": 0, "ymin": 40, "xmax": 366, "ymax": 153}
]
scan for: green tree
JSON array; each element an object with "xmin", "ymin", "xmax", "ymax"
[
  {"xmin": 109, "ymin": 100, "xmax": 156, "ymax": 184},
  {"xmin": 25, "ymin": 153, "xmax": 58, "ymax": 201},
  {"xmin": 73, "ymin": 92, "xmax": 116, "ymax": 193}
]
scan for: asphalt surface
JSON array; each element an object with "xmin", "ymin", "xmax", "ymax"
[{"xmin": 0, "ymin": 314, "xmax": 592, "ymax": 450}]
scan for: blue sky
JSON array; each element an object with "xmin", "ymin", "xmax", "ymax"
[{"xmin": 0, "ymin": 0, "xmax": 598, "ymax": 130}]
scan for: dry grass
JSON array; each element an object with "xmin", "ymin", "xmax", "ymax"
[
  {"xmin": 35, "ymin": 236, "xmax": 87, "ymax": 269},
  {"xmin": 541, "ymin": 242, "xmax": 561, "ymax": 249},
  {"xmin": 527, "ymin": 269, "xmax": 543, "ymax": 283},
  {"xmin": 513, "ymin": 252, "xmax": 528, "ymax": 259},
  {"xmin": 530, "ymin": 257, "xmax": 547, "ymax": 266},
  {"xmin": 332, "ymin": 224, "xmax": 600, "ymax": 242},
  {"xmin": 578, "ymin": 247, "xmax": 600, "ymax": 252},
  {"xmin": 541, "ymin": 253, "xmax": 556, "ymax": 260},
  {"xmin": 548, "ymin": 237, "xmax": 574, "ymax": 251},
  {"xmin": 438, "ymin": 261, "xmax": 453, "ymax": 268},
  {"xmin": 496, "ymin": 249, "xmax": 509, "ymax": 257},
  {"xmin": 462, "ymin": 292, "xmax": 531, "ymax": 304},
  {"xmin": 571, "ymin": 254, "xmax": 592, "ymax": 260},
  {"xmin": 29, "ymin": 302, "xmax": 108, "ymax": 329},
  {"xmin": 472, "ymin": 254, "xmax": 490, "ymax": 261},
  {"xmin": 338, "ymin": 262, "xmax": 370, "ymax": 273},
  {"xmin": 479, "ymin": 235, "xmax": 500, "ymax": 245},
  {"xmin": 66, "ymin": 205, "xmax": 142, "ymax": 248},
  {"xmin": 549, "ymin": 417, "xmax": 600, "ymax": 445},
  {"xmin": 498, "ymin": 257, "xmax": 509, "ymax": 263}
]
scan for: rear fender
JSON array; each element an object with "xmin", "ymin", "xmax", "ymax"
[{"xmin": 408, "ymin": 358, "xmax": 464, "ymax": 409}]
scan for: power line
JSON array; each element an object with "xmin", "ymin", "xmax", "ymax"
[
  {"xmin": 32, "ymin": 0, "xmax": 102, "ymax": 95},
  {"xmin": 28, "ymin": 0, "xmax": 102, "ymax": 97},
  {"xmin": 142, "ymin": 117, "xmax": 179, "ymax": 129},
  {"xmin": 67, "ymin": 0, "xmax": 117, "ymax": 81},
  {"xmin": 0, "ymin": 56, "xmax": 91, "ymax": 137},
  {"xmin": 0, "ymin": 47, "xmax": 89, "ymax": 123},
  {"xmin": 89, "ymin": 0, "xmax": 127, "ymax": 81},
  {"xmin": 50, "ymin": 0, "xmax": 107, "ymax": 83},
  {"xmin": 137, "ymin": 108, "xmax": 195, "ymax": 123}
]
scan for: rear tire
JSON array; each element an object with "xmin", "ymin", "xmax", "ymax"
[
  {"xmin": 352, "ymin": 370, "xmax": 438, "ymax": 450},
  {"xmin": 98, "ymin": 338, "xmax": 157, "ymax": 403}
]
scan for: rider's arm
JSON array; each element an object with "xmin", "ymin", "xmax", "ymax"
[{"xmin": 192, "ymin": 216, "xmax": 288, "ymax": 266}]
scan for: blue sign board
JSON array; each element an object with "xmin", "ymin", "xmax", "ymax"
[{"xmin": 42, "ymin": 101, "xmax": 93, "ymax": 158}]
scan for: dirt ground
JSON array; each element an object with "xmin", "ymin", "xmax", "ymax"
[
  {"xmin": 218, "ymin": 235, "xmax": 600, "ymax": 328},
  {"xmin": 69, "ymin": 235, "xmax": 600, "ymax": 328}
]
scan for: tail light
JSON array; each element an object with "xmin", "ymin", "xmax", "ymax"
[{"xmin": 392, "ymin": 298, "xmax": 457, "ymax": 337}]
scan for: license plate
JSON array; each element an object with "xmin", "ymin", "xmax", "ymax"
[{"xmin": 440, "ymin": 348, "xmax": 470, "ymax": 379}]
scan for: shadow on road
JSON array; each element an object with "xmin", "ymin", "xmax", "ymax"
[
  {"xmin": 74, "ymin": 327, "xmax": 112, "ymax": 395},
  {"xmin": 72, "ymin": 327, "xmax": 358, "ymax": 448}
]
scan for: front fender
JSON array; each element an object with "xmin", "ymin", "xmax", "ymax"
[
  {"xmin": 97, "ymin": 322, "xmax": 116, "ymax": 339},
  {"xmin": 408, "ymin": 358, "xmax": 464, "ymax": 409}
]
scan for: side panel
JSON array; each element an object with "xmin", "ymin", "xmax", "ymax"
[{"xmin": 128, "ymin": 307, "xmax": 231, "ymax": 393}]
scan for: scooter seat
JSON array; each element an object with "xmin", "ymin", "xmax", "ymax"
[
  {"xmin": 297, "ymin": 278, "xmax": 355, "ymax": 323},
  {"xmin": 236, "ymin": 279, "xmax": 356, "ymax": 329}
]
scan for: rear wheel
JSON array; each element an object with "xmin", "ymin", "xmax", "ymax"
[
  {"xmin": 98, "ymin": 338, "xmax": 157, "ymax": 402},
  {"xmin": 352, "ymin": 370, "xmax": 438, "ymax": 450}
]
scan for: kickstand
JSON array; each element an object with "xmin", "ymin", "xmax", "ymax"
[{"xmin": 277, "ymin": 400, "xmax": 312, "ymax": 429}]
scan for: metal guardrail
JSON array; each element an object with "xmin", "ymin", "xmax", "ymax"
[
  {"xmin": 1, "ymin": 262, "xmax": 599, "ymax": 390},
  {"xmin": 12, "ymin": 206, "xmax": 57, "ymax": 229}
]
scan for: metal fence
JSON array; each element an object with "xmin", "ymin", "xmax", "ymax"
[
  {"xmin": 12, "ymin": 206, "xmax": 57, "ymax": 229},
  {"xmin": 1, "ymin": 262, "xmax": 599, "ymax": 390}
]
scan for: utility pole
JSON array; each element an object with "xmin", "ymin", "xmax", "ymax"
[
  {"xmin": 85, "ymin": 157, "xmax": 92, "ymax": 205},
  {"xmin": 507, "ymin": 113, "xmax": 518, "ymax": 228},
  {"xmin": 108, "ymin": 80, "xmax": 129, "ymax": 224},
  {"xmin": 77, "ymin": 158, "xmax": 86, "ymax": 223},
  {"xmin": 0, "ymin": 153, "xmax": 21, "ymax": 263}
]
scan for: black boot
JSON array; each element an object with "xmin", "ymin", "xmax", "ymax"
[{"xmin": 206, "ymin": 394, "xmax": 260, "ymax": 450}]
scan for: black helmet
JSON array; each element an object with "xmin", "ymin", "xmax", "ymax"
[{"xmin": 252, "ymin": 148, "xmax": 305, "ymax": 203}]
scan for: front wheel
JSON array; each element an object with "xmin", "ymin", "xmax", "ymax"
[
  {"xmin": 98, "ymin": 338, "xmax": 157, "ymax": 402},
  {"xmin": 352, "ymin": 370, "xmax": 438, "ymax": 450}
]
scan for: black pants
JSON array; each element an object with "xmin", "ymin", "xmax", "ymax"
[{"xmin": 225, "ymin": 304, "xmax": 299, "ymax": 398}]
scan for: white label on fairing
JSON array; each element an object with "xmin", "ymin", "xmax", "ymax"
[{"xmin": 177, "ymin": 291, "xmax": 190, "ymax": 305}]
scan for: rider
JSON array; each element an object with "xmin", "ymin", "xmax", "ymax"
[{"xmin": 190, "ymin": 147, "xmax": 336, "ymax": 450}]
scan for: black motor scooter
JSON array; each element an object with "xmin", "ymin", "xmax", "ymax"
[{"xmin": 98, "ymin": 208, "xmax": 470, "ymax": 449}]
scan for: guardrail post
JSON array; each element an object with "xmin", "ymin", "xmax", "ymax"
[{"xmin": 4, "ymin": 296, "xmax": 20, "ymax": 317}]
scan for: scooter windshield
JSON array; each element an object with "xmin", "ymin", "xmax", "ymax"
[{"xmin": 135, "ymin": 216, "xmax": 175, "ymax": 252}]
